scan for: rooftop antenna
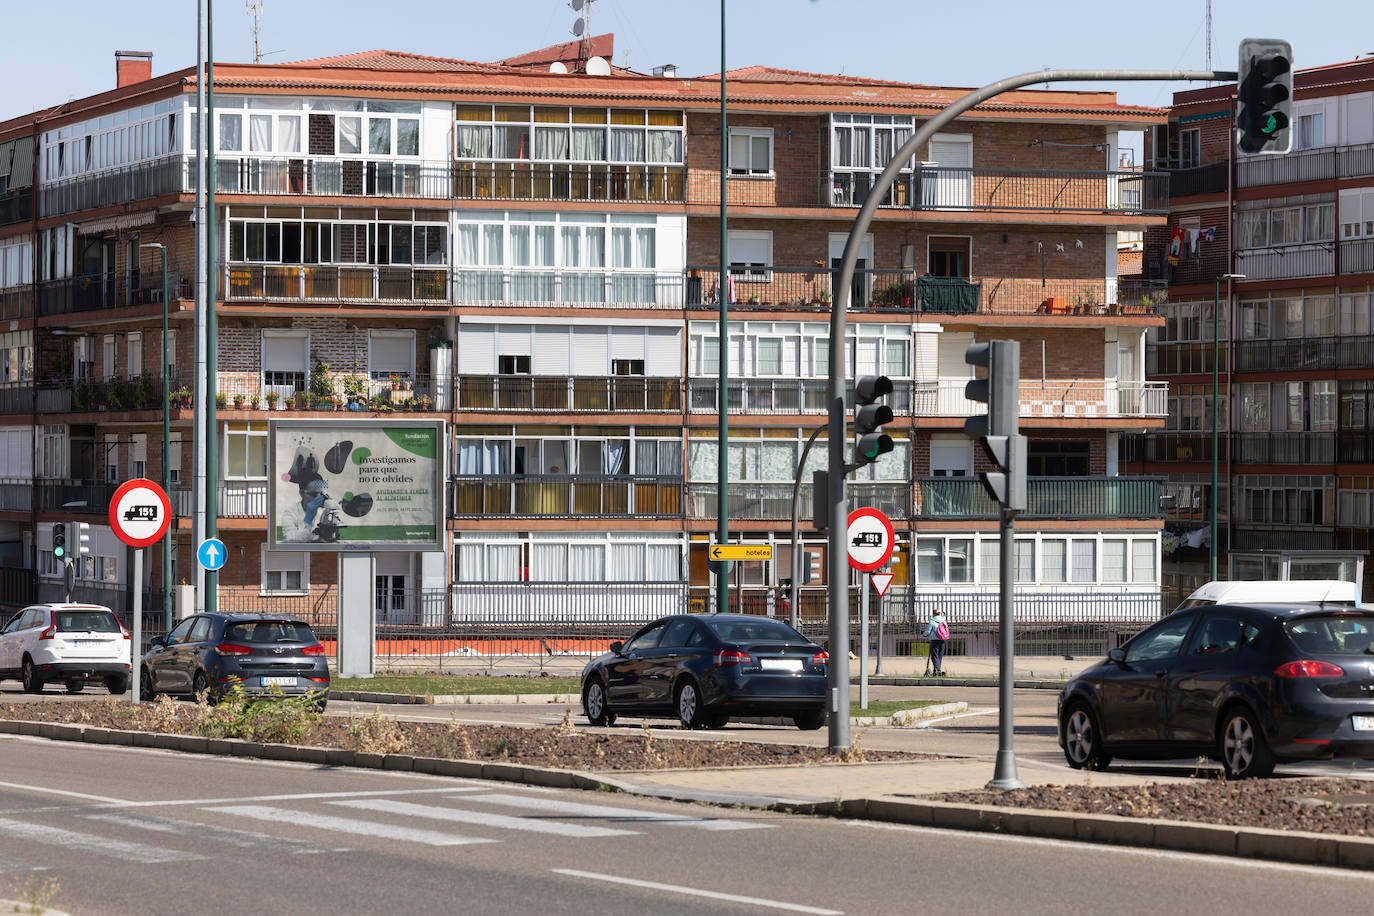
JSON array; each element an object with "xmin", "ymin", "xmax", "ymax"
[
  {"xmin": 1205, "ymin": 0, "xmax": 1212, "ymax": 79},
  {"xmin": 245, "ymin": 1, "xmax": 283, "ymax": 64},
  {"xmin": 571, "ymin": 0, "xmax": 594, "ymax": 71}
]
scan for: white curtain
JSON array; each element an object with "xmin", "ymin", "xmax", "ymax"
[
  {"xmin": 611, "ymin": 228, "xmax": 631, "ymax": 268},
  {"xmin": 585, "ymin": 228, "xmax": 605, "ymax": 267},
  {"xmin": 534, "ymin": 227, "xmax": 554, "ymax": 267},
  {"xmin": 456, "ymin": 126, "xmax": 491, "ymax": 158},
  {"xmin": 602, "ymin": 440, "xmax": 628, "ymax": 475},
  {"xmin": 483, "ymin": 225, "xmax": 503, "ymax": 265},
  {"xmin": 396, "ymin": 119, "xmax": 419, "ymax": 156},
  {"xmin": 646, "ymin": 544, "xmax": 678, "ymax": 581},
  {"xmin": 569, "ymin": 544, "xmax": 604, "ymax": 582},
  {"xmin": 561, "ymin": 228, "xmax": 581, "ymax": 267},
  {"xmin": 610, "ymin": 543, "xmax": 644, "ymax": 581},
  {"xmin": 277, "ymin": 116, "xmax": 300, "ymax": 153},
  {"xmin": 689, "ymin": 441, "xmax": 716, "ymax": 481},
  {"xmin": 510, "ymin": 226, "xmax": 530, "ymax": 267},
  {"xmin": 486, "ymin": 545, "xmax": 521, "ymax": 581},
  {"xmin": 456, "ymin": 225, "xmax": 479, "ymax": 265},
  {"xmin": 535, "ymin": 127, "xmax": 569, "ymax": 160},
  {"xmin": 610, "ymin": 128, "xmax": 644, "ymax": 162},
  {"xmin": 338, "ymin": 117, "xmax": 361, "ymax": 155},
  {"xmin": 635, "ymin": 229, "xmax": 655, "ymax": 268},
  {"xmin": 250, "ymin": 115, "xmax": 272, "ymax": 152},
  {"xmin": 646, "ymin": 130, "xmax": 681, "ymax": 163},
  {"xmin": 369, "ymin": 119, "xmax": 391, "ymax": 156},
  {"xmin": 571, "ymin": 127, "xmax": 604, "ymax": 161},
  {"xmin": 456, "ymin": 544, "xmax": 485, "ymax": 582},
  {"xmin": 218, "ymin": 114, "xmax": 242, "ymax": 151},
  {"xmin": 456, "ymin": 441, "xmax": 508, "ymax": 474},
  {"xmin": 531, "ymin": 543, "xmax": 567, "ymax": 581}
]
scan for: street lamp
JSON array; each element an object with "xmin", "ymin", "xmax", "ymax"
[
  {"xmin": 140, "ymin": 242, "xmax": 171, "ymax": 630},
  {"xmin": 1211, "ymin": 273, "xmax": 1244, "ymax": 582}
]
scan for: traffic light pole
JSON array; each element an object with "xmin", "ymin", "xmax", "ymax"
[
  {"xmin": 826, "ymin": 66, "xmax": 1232, "ymax": 755},
  {"xmin": 989, "ymin": 504, "xmax": 1023, "ymax": 789}
]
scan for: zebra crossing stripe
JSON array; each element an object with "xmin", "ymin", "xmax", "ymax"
[
  {"xmin": 206, "ymin": 805, "xmax": 497, "ymax": 847},
  {"xmin": 455, "ymin": 794, "xmax": 775, "ymax": 831},
  {"xmin": 83, "ymin": 811, "xmax": 331, "ymax": 854},
  {"xmin": 330, "ymin": 798, "xmax": 641, "ymax": 838},
  {"xmin": 0, "ymin": 856, "xmax": 45, "ymax": 876},
  {"xmin": 0, "ymin": 817, "xmax": 200, "ymax": 863}
]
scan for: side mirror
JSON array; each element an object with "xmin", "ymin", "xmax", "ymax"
[
  {"xmin": 609, "ymin": 641, "xmax": 624, "ymax": 656},
  {"xmin": 1107, "ymin": 647, "xmax": 1126, "ymax": 665},
  {"xmin": 149, "ymin": 635, "xmax": 166, "ymax": 648}
]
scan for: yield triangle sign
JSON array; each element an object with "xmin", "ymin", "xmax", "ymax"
[{"xmin": 870, "ymin": 572, "xmax": 894, "ymax": 597}]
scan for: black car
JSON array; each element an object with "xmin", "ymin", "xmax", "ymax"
[
  {"xmin": 1058, "ymin": 602, "xmax": 1374, "ymax": 778},
  {"xmin": 580, "ymin": 613, "xmax": 828, "ymax": 730},
  {"xmin": 142, "ymin": 613, "xmax": 329, "ymax": 708}
]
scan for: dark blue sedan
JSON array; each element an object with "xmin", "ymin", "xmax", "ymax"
[
  {"xmin": 1058, "ymin": 602, "xmax": 1374, "ymax": 778},
  {"xmin": 580, "ymin": 614, "xmax": 828, "ymax": 730}
]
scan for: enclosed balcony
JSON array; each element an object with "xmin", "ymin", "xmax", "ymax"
[
  {"xmin": 1234, "ymin": 432, "xmax": 1335, "ymax": 465},
  {"xmin": 1232, "ymin": 336, "xmax": 1374, "ymax": 372},
  {"xmin": 1121, "ymin": 431, "xmax": 1228, "ymax": 465},
  {"xmin": 0, "ymin": 187, "xmax": 34, "ymax": 226},
  {"xmin": 452, "ymin": 162, "xmax": 685, "ymax": 204},
  {"xmin": 1236, "ymin": 140, "xmax": 1374, "ymax": 188},
  {"xmin": 37, "ymin": 270, "xmax": 191, "ymax": 318},
  {"xmin": 914, "ymin": 477, "xmax": 1163, "ymax": 520},
  {"xmin": 223, "ymin": 264, "xmax": 448, "ymax": 304},
  {"xmin": 0, "ymin": 287, "xmax": 33, "ymax": 321},
  {"xmin": 1234, "ymin": 243, "xmax": 1335, "ymax": 281},
  {"xmin": 449, "ymin": 474, "xmax": 682, "ymax": 518},
  {"xmin": 212, "ymin": 157, "xmax": 453, "ymax": 199},
  {"xmin": 40, "ymin": 156, "xmax": 184, "ymax": 217},
  {"xmin": 455, "ymin": 375, "xmax": 681, "ymax": 413},
  {"xmin": 685, "ymin": 482, "xmax": 907, "ymax": 521},
  {"xmin": 454, "ymin": 269, "xmax": 682, "ymax": 310},
  {"xmin": 0, "ymin": 382, "xmax": 32, "ymax": 415}
]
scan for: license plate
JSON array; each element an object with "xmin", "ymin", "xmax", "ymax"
[
  {"xmin": 1354, "ymin": 715, "xmax": 1374, "ymax": 732},
  {"xmin": 759, "ymin": 658, "xmax": 803, "ymax": 672},
  {"xmin": 261, "ymin": 676, "xmax": 297, "ymax": 687}
]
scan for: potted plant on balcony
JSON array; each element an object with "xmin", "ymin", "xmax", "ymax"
[
  {"xmin": 343, "ymin": 373, "xmax": 368, "ymax": 410},
  {"xmin": 416, "ymin": 393, "xmax": 432, "ymax": 412},
  {"xmin": 293, "ymin": 391, "xmax": 308, "ymax": 410},
  {"xmin": 308, "ymin": 349, "xmax": 335, "ymax": 409},
  {"xmin": 169, "ymin": 385, "xmax": 192, "ymax": 409},
  {"xmin": 105, "ymin": 378, "xmax": 125, "ymax": 411},
  {"xmin": 73, "ymin": 378, "xmax": 93, "ymax": 410},
  {"xmin": 250, "ymin": 394, "xmax": 261, "ymax": 410},
  {"xmin": 233, "ymin": 393, "xmax": 246, "ymax": 409},
  {"xmin": 215, "ymin": 391, "xmax": 228, "ymax": 409},
  {"xmin": 265, "ymin": 390, "xmax": 278, "ymax": 410}
]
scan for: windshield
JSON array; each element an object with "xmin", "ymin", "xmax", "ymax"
[
  {"xmin": 703, "ymin": 617, "xmax": 807, "ymax": 644},
  {"xmin": 55, "ymin": 611, "xmax": 120, "ymax": 633},
  {"xmin": 223, "ymin": 620, "xmax": 316, "ymax": 644},
  {"xmin": 1286, "ymin": 613, "xmax": 1374, "ymax": 655}
]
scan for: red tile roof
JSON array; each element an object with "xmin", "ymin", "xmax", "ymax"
[
  {"xmin": 495, "ymin": 34, "xmax": 614, "ymax": 68},
  {"xmin": 283, "ymin": 49, "xmax": 509, "ymax": 73}
]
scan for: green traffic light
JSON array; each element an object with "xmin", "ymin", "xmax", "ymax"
[{"xmin": 54, "ymin": 546, "xmax": 64, "ymax": 559}]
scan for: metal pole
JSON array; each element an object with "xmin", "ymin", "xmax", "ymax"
[
  {"xmin": 859, "ymin": 571, "xmax": 869, "ymax": 709},
  {"xmin": 714, "ymin": 0, "xmax": 729, "ymax": 615},
  {"xmin": 131, "ymin": 548, "xmax": 143, "ymax": 704},
  {"xmin": 987, "ymin": 506, "xmax": 1024, "ymax": 789},
  {"xmin": 790, "ymin": 424, "xmax": 825, "ymax": 629},
  {"xmin": 205, "ymin": 1, "xmax": 218, "ymax": 614},
  {"xmin": 1211, "ymin": 275, "xmax": 1220, "ymax": 583},
  {"xmin": 192, "ymin": 2, "xmax": 207, "ymax": 611},
  {"xmin": 142, "ymin": 243, "xmax": 172, "ymax": 631},
  {"xmin": 826, "ymin": 66, "xmax": 1233, "ymax": 754},
  {"xmin": 874, "ymin": 585, "xmax": 884, "ymax": 676}
]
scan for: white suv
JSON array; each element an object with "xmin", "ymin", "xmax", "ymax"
[{"xmin": 0, "ymin": 604, "xmax": 132, "ymax": 694}]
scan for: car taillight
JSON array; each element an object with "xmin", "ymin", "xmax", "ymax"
[
  {"xmin": 38, "ymin": 623, "xmax": 56, "ymax": 640},
  {"xmin": 301, "ymin": 643, "xmax": 325, "ymax": 656},
  {"xmin": 215, "ymin": 643, "xmax": 254, "ymax": 656},
  {"xmin": 811, "ymin": 650, "xmax": 829, "ymax": 665},
  {"xmin": 119, "ymin": 621, "xmax": 131, "ymax": 640},
  {"xmin": 713, "ymin": 649, "xmax": 751, "ymax": 667},
  {"xmin": 1275, "ymin": 659, "xmax": 1345, "ymax": 678}
]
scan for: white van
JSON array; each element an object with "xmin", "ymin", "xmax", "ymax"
[{"xmin": 1173, "ymin": 579, "xmax": 1361, "ymax": 613}]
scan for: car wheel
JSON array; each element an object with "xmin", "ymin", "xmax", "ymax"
[
  {"xmin": 1062, "ymin": 702, "xmax": 1112, "ymax": 771},
  {"xmin": 21, "ymin": 657, "xmax": 43, "ymax": 694},
  {"xmin": 675, "ymin": 679, "xmax": 705, "ymax": 728},
  {"xmin": 105, "ymin": 675, "xmax": 128, "ymax": 696},
  {"xmin": 65, "ymin": 680, "xmax": 84, "ymax": 695},
  {"xmin": 793, "ymin": 709, "xmax": 826, "ymax": 730},
  {"xmin": 582, "ymin": 676, "xmax": 615, "ymax": 727},
  {"xmin": 140, "ymin": 669, "xmax": 157, "ymax": 701},
  {"xmin": 1219, "ymin": 706, "xmax": 1275, "ymax": 779}
]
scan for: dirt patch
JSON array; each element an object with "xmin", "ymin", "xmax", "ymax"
[
  {"xmin": 0, "ymin": 700, "xmax": 924, "ymax": 772},
  {"xmin": 934, "ymin": 779, "xmax": 1374, "ymax": 837}
]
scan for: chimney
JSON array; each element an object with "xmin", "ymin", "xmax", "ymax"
[{"xmin": 115, "ymin": 50, "xmax": 153, "ymax": 88}]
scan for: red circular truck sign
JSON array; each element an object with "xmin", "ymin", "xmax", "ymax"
[
  {"xmin": 846, "ymin": 507, "xmax": 894, "ymax": 572},
  {"xmin": 109, "ymin": 478, "xmax": 171, "ymax": 547}
]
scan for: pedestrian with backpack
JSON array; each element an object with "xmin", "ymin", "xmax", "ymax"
[{"xmin": 924, "ymin": 609, "xmax": 950, "ymax": 677}]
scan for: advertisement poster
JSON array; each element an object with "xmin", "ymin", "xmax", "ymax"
[{"xmin": 269, "ymin": 419, "xmax": 444, "ymax": 551}]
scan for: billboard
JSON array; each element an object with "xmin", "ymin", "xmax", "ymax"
[{"xmin": 269, "ymin": 419, "xmax": 444, "ymax": 552}]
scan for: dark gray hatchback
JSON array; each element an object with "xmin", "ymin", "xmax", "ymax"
[{"xmin": 142, "ymin": 613, "xmax": 329, "ymax": 707}]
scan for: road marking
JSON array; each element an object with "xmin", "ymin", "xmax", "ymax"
[
  {"xmin": 0, "ymin": 778, "xmax": 131, "ymax": 805},
  {"xmin": 83, "ymin": 811, "xmax": 333, "ymax": 854},
  {"xmin": 115, "ymin": 786, "xmax": 489, "ymax": 808},
  {"xmin": 206, "ymin": 805, "xmax": 497, "ymax": 847},
  {"xmin": 913, "ymin": 706, "xmax": 999, "ymax": 728},
  {"xmin": 844, "ymin": 820, "xmax": 1374, "ymax": 881},
  {"xmin": 0, "ymin": 817, "xmax": 200, "ymax": 863},
  {"xmin": 331, "ymin": 798, "xmax": 641, "ymax": 838},
  {"xmin": 552, "ymin": 869, "xmax": 843, "ymax": 914},
  {"xmin": 0, "ymin": 856, "xmax": 47, "ymax": 876},
  {"xmin": 459, "ymin": 793, "xmax": 774, "ymax": 830}
]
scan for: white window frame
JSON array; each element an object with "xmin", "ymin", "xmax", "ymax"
[
  {"xmin": 727, "ymin": 127, "xmax": 773, "ymax": 176},
  {"xmin": 727, "ymin": 229, "xmax": 772, "ymax": 283},
  {"xmin": 261, "ymin": 546, "xmax": 309, "ymax": 596},
  {"xmin": 223, "ymin": 422, "xmax": 269, "ymax": 481}
]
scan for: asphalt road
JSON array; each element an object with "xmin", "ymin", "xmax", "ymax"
[{"xmin": 2, "ymin": 734, "xmax": 1374, "ymax": 916}]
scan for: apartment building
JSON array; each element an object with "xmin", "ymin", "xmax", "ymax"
[
  {"xmin": 0, "ymin": 38, "xmax": 1170, "ymax": 647},
  {"xmin": 1129, "ymin": 57, "xmax": 1374, "ymax": 604}
]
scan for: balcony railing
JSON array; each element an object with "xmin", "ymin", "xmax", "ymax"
[
  {"xmin": 212, "ymin": 372, "xmax": 446, "ymax": 413},
  {"xmin": 0, "ymin": 477, "xmax": 33, "ymax": 512},
  {"xmin": 1338, "ymin": 431, "xmax": 1374, "ymax": 464},
  {"xmin": 1122, "ymin": 431, "xmax": 1227, "ymax": 464},
  {"xmin": 224, "ymin": 264, "xmax": 448, "ymax": 303},
  {"xmin": 41, "ymin": 156, "xmax": 184, "ymax": 217},
  {"xmin": 35, "ymin": 480, "xmax": 120, "ymax": 515},
  {"xmin": 456, "ymin": 375, "xmax": 681, "ymax": 412},
  {"xmin": 212, "ymin": 157, "xmax": 454, "ymax": 199},
  {"xmin": 1237, "ymin": 141, "xmax": 1374, "ymax": 187},
  {"xmin": 1339, "ymin": 239, "xmax": 1374, "ymax": 275},
  {"xmin": 915, "ymin": 477, "xmax": 1163, "ymax": 520},
  {"xmin": 683, "ymin": 267, "xmax": 1159, "ymax": 317},
  {"xmin": 686, "ymin": 379, "xmax": 914, "ymax": 416},
  {"xmin": 1235, "ymin": 244, "xmax": 1335, "ymax": 281},
  {"xmin": 37, "ymin": 374, "xmax": 189, "ymax": 415},
  {"xmin": 449, "ymin": 474, "xmax": 682, "ymax": 518},
  {"xmin": 454, "ymin": 269, "xmax": 681, "ymax": 309},
  {"xmin": 685, "ymin": 482, "xmax": 907, "ymax": 521},
  {"xmin": 0, "ymin": 287, "xmax": 34, "ymax": 321},
  {"xmin": 0, "ymin": 381, "xmax": 33, "ymax": 415},
  {"xmin": 452, "ymin": 162, "xmax": 685, "ymax": 204},
  {"xmin": 1231, "ymin": 336, "xmax": 1374, "ymax": 372},
  {"xmin": 1147, "ymin": 343, "xmax": 1225, "ymax": 375},
  {"xmin": 0, "ymin": 187, "xmax": 33, "ymax": 226},
  {"xmin": 1166, "ymin": 162, "xmax": 1229, "ymax": 197},
  {"xmin": 219, "ymin": 481, "xmax": 268, "ymax": 517},
  {"xmin": 1234, "ymin": 431, "xmax": 1335, "ymax": 465}
]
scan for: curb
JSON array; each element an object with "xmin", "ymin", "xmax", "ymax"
[{"xmin": 4, "ymin": 716, "xmax": 1372, "ymax": 871}]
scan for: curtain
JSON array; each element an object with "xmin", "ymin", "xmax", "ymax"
[
  {"xmin": 611, "ymin": 228, "xmax": 631, "ymax": 268},
  {"xmin": 369, "ymin": 118, "xmax": 391, "ymax": 155},
  {"xmin": 338, "ymin": 117, "xmax": 361, "ymax": 155},
  {"xmin": 759, "ymin": 441, "xmax": 794, "ymax": 481},
  {"xmin": 569, "ymin": 544, "xmax": 604, "ymax": 582},
  {"xmin": 585, "ymin": 228, "xmax": 605, "ymax": 267},
  {"xmin": 561, "ymin": 227, "xmax": 581, "ymax": 267},
  {"xmin": 1102, "ymin": 540, "xmax": 1127, "ymax": 581},
  {"xmin": 646, "ymin": 544, "xmax": 678, "ymax": 581},
  {"xmin": 635, "ymin": 229, "xmax": 655, "ymax": 268},
  {"xmin": 483, "ymin": 225, "xmax": 503, "ymax": 266},
  {"xmin": 571, "ymin": 127, "xmax": 604, "ymax": 161},
  {"xmin": 456, "ymin": 544, "xmax": 485, "ymax": 582},
  {"xmin": 689, "ymin": 441, "xmax": 716, "ymax": 481},
  {"xmin": 218, "ymin": 114, "xmax": 242, "ymax": 151},
  {"xmin": 916, "ymin": 539, "xmax": 944, "ymax": 582},
  {"xmin": 602, "ymin": 440, "xmax": 628, "ymax": 475},
  {"xmin": 531, "ymin": 543, "xmax": 567, "ymax": 581},
  {"xmin": 277, "ymin": 116, "xmax": 300, "ymax": 153},
  {"xmin": 646, "ymin": 130, "xmax": 681, "ymax": 163},
  {"xmin": 456, "ymin": 126, "xmax": 491, "ymax": 158},
  {"xmin": 455, "ymin": 225, "xmax": 479, "ymax": 265},
  {"xmin": 610, "ymin": 543, "xmax": 644, "ymax": 581},
  {"xmin": 535, "ymin": 127, "xmax": 569, "ymax": 160},
  {"xmin": 1131, "ymin": 540, "xmax": 1155, "ymax": 583},
  {"xmin": 1041, "ymin": 539, "xmax": 1067, "ymax": 583},
  {"xmin": 610, "ymin": 128, "xmax": 644, "ymax": 162},
  {"xmin": 509, "ymin": 226, "xmax": 530, "ymax": 267},
  {"xmin": 1070, "ymin": 540, "xmax": 1096, "ymax": 582},
  {"xmin": 456, "ymin": 441, "xmax": 508, "ymax": 474},
  {"xmin": 533, "ymin": 227, "xmax": 554, "ymax": 267},
  {"xmin": 486, "ymin": 545, "xmax": 521, "ymax": 581},
  {"xmin": 250, "ymin": 115, "xmax": 272, "ymax": 152}
]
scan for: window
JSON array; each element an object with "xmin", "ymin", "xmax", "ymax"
[
  {"xmin": 499, "ymin": 354, "xmax": 531, "ymax": 375},
  {"xmin": 612, "ymin": 358, "xmax": 644, "ymax": 376},
  {"xmin": 219, "ymin": 113, "xmax": 242, "ymax": 151},
  {"xmin": 727, "ymin": 230, "xmax": 771, "ymax": 281},
  {"xmin": 224, "ymin": 423, "xmax": 268, "ymax": 479},
  {"xmin": 1027, "ymin": 440, "xmax": 1090, "ymax": 476},
  {"xmin": 728, "ymin": 128, "xmax": 772, "ymax": 175},
  {"xmin": 1070, "ymin": 540, "xmax": 1096, "ymax": 582},
  {"xmin": 1178, "ymin": 129, "xmax": 1200, "ymax": 169},
  {"xmin": 263, "ymin": 549, "xmax": 308, "ymax": 594},
  {"xmin": 1042, "ymin": 539, "xmax": 1067, "ymax": 583},
  {"xmin": 368, "ymin": 330, "xmax": 414, "ymax": 380},
  {"xmin": 1125, "ymin": 614, "xmax": 1194, "ymax": 664},
  {"xmin": 929, "ymin": 437, "xmax": 971, "ymax": 477},
  {"xmin": 1297, "ymin": 112, "xmax": 1324, "ymax": 150},
  {"xmin": 262, "ymin": 330, "xmax": 306, "ymax": 392}
]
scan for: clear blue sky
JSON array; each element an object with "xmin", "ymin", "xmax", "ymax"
[{"xmin": 1, "ymin": 0, "xmax": 1365, "ymax": 124}]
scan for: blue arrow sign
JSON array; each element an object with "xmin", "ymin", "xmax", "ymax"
[{"xmin": 197, "ymin": 538, "xmax": 227, "ymax": 571}]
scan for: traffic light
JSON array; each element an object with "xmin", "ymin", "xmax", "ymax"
[
  {"xmin": 1236, "ymin": 38, "xmax": 1293, "ymax": 155},
  {"xmin": 964, "ymin": 340, "xmax": 1027, "ymax": 511},
  {"xmin": 75, "ymin": 522, "xmax": 91, "ymax": 557},
  {"xmin": 852, "ymin": 375, "xmax": 894, "ymax": 471},
  {"xmin": 51, "ymin": 522, "xmax": 66, "ymax": 561}
]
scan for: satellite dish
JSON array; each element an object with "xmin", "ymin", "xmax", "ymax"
[
  {"xmin": 572, "ymin": 19, "xmax": 585, "ymax": 36},
  {"xmin": 585, "ymin": 56, "xmax": 611, "ymax": 76},
  {"xmin": 571, "ymin": 0, "xmax": 583, "ymax": 9},
  {"xmin": 549, "ymin": 61, "xmax": 569, "ymax": 73}
]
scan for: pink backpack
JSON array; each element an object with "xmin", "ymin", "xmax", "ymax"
[{"xmin": 935, "ymin": 619, "xmax": 950, "ymax": 641}]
